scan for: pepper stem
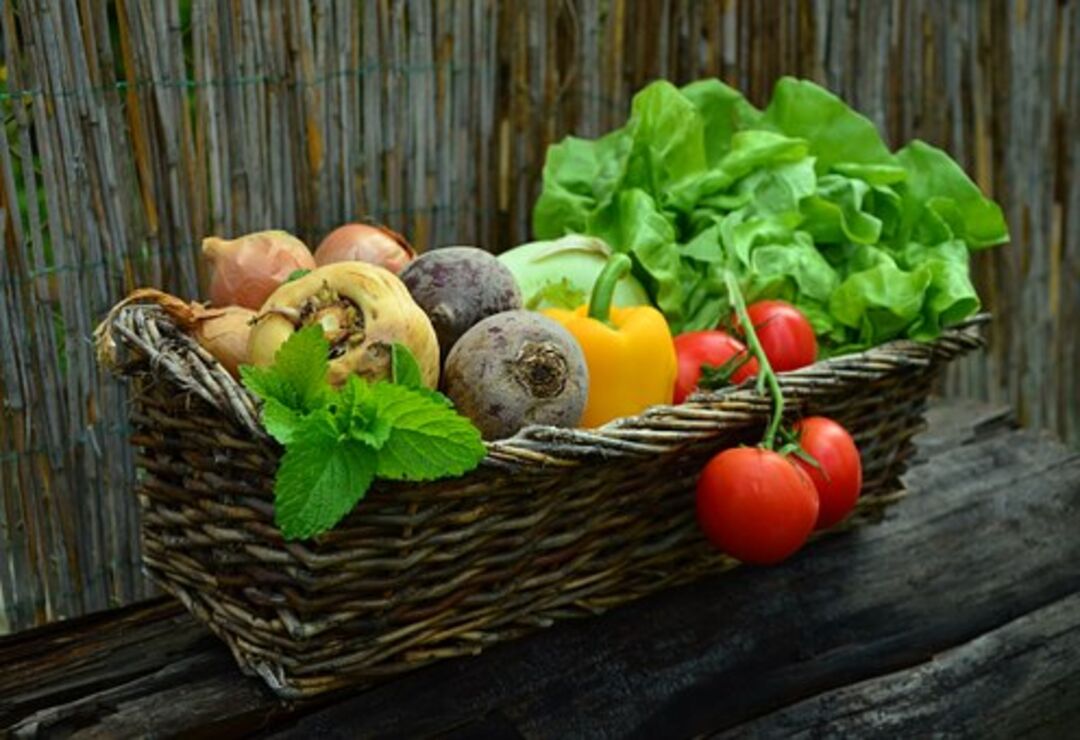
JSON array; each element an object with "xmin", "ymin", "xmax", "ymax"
[
  {"xmin": 587, "ymin": 254, "xmax": 631, "ymax": 324},
  {"xmin": 723, "ymin": 271, "xmax": 784, "ymax": 450}
]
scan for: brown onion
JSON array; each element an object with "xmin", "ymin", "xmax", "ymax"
[
  {"xmin": 313, "ymin": 223, "xmax": 416, "ymax": 274},
  {"xmin": 203, "ymin": 230, "xmax": 316, "ymax": 309},
  {"xmin": 93, "ymin": 288, "xmax": 253, "ymax": 378},
  {"xmin": 192, "ymin": 306, "xmax": 255, "ymax": 377}
]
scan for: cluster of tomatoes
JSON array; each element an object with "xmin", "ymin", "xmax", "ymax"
[{"xmin": 674, "ymin": 300, "xmax": 863, "ymax": 566}]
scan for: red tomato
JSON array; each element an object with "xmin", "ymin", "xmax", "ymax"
[
  {"xmin": 737, "ymin": 300, "xmax": 817, "ymax": 372},
  {"xmin": 673, "ymin": 331, "xmax": 759, "ymax": 403},
  {"xmin": 695, "ymin": 447, "xmax": 819, "ymax": 565},
  {"xmin": 792, "ymin": 417, "xmax": 863, "ymax": 530}
]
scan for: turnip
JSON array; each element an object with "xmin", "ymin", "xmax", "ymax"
[
  {"xmin": 442, "ymin": 310, "xmax": 588, "ymax": 440},
  {"xmin": 249, "ymin": 262, "xmax": 440, "ymax": 388}
]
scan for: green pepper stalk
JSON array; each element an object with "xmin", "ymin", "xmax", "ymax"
[
  {"xmin": 588, "ymin": 254, "xmax": 633, "ymax": 326},
  {"xmin": 723, "ymin": 270, "xmax": 784, "ymax": 450}
]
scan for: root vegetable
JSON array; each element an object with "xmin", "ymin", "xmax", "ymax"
[
  {"xmin": 93, "ymin": 288, "xmax": 253, "ymax": 378},
  {"xmin": 203, "ymin": 230, "xmax": 316, "ymax": 309},
  {"xmin": 314, "ymin": 223, "xmax": 416, "ymax": 273},
  {"xmin": 192, "ymin": 306, "xmax": 256, "ymax": 377},
  {"xmin": 400, "ymin": 247, "xmax": 522, "ymax": 362},
  {"xmin": 248, "ymin": 262, "xmax": 439, "ymax": 388},
  {"xmin": 442, "ymin": 310, "xmax": 588, "ymax": 440}
]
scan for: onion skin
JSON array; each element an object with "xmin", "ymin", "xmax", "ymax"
[
  {"xmin": 203, "ymin": 230, "xmax": 316, "ymax": 309},
  {"xmin": 313, "ymin": 223, "xmax": 415, "ymax": 274},
  {"xmin": 249, "ymin": 262, "xmax": 440, "ymax": 388},
  {"xmin": 93, "ymin": 288, "xmax": 251, "ymax": 378},
  {"xmin": 193, "ymin": 306, "xmax": 255, "ymax": 377}
]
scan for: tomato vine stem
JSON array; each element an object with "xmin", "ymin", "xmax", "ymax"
[{"xmin": 723, "ymin": 270, "xmax": 784, "ymax": 450}]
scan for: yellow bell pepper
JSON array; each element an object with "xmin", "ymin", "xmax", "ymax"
[{"xmin": 543, "ymin": 254, "xmax": 677, "ymax": 427}]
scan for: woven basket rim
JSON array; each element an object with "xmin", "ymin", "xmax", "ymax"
[{"xmin": 97, "ymin": 304, "xmax": 988, "ymax": 469}]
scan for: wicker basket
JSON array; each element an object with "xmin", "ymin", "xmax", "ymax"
[{"xmin": 97, "ymin": 303, "xmax": 986, "ymax": 698}]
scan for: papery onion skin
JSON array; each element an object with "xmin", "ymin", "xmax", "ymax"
[
  {"xmin": 93, "ymin": 288, "xmax": 251, "ymax": 378},
  {"xmin": 249, "ymin": 262, "xmax": 440, "ymax": 388},
  {"xmin": 313, "ymin": 223, "xmax": 416, "ymax": 274},
  {"xmin": 194, "ymin": 306, "xmax": 255, "ymax": 377},
  {"xmin": 203, "ymin": 230, "xmax": 316, "ymax": 310}
]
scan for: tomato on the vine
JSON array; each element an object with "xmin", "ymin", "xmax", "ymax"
[
  {"xmin": 792, "ymin": 416, "xmax": 863, "ymax": 529},
  {"xmin": 695, "ymin": 447, "xmax": 819, "ymax": 564},
  {"xmin": 737, "ymin": 300, "xmax": 817, "ymax": 372},
  {"xmin": 673, "ymin": 331, "xmax": 759, "ymax": 403}
]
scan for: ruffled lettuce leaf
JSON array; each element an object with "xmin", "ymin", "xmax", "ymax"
[
  {"xmin": 531, "ymin": 76, "xmax": 1008, "ymax": 350},
  {"xmin": 895, "ymin": 140, "xmax": 1009, "ymax": 250},
  {"xmin": 759, "ymin": 77, "xmax": 898, "ymax": 173}
]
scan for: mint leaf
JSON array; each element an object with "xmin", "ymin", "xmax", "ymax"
[
  {"xmin": 244, "ymin": 332, "xmax": 486, "ymax": 539},
  {"xmin": 240, "ymin": 364, "xmax": 294, "ymax": 409},
  {"xmin": 260, "ymin": 398, "xmax": 306, "ymax": 444},
  {"xmin": 241, "ymin": 325, "xmax": 330, "ymax": 412},
  {"xmin": 367, "ymin": 382, "xmax": 486, "ymax": 481},
  {"xmin": 391, "ymin": 343, "xmax": 423, "ymax": 389},
  {"xmin": 336, "ymin": 375, "xmax": 393, "ymax": 448},
  {"xmin": 272, "ymin": 412, "xmax": 377, "ymax": 540},
  {"xmin": 272, "ymin": 325, "xmax": 332, "ymax": 410}
]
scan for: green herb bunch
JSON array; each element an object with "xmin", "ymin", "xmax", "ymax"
[{"xmin": 241, "ymin": 327, "xmax": 486, "ymax": 539}]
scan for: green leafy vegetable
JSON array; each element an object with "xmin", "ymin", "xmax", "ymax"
[
  {"xmin": 241, "ymin": 325, "xmax": 331, "ymax": 412},
  {"xmin": 391, "ymin": 343, "xmax": 423, "ymax": 389},
  {"xmin": 272, "ymin": 412, "xmax": 378, "ymax": 541},
  {"xmin": 368, "ymin": 383, "xmax": 491, "ymax": 481},
  {"xmin": 241, "ymin": 327, "xmax": 486, "ymax": 540},
  {"xmin": 532, "ymin": 76, "xmax": 1009, "ymax": 352}
]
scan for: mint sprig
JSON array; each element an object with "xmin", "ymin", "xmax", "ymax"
[
  {"xmin": 240, "ymin": 327, "xmax": 486, "ymax": 540},
  {"xmin": 391, "ymin": 342, "xmax": 424, "ymax": 389},
  {"xmin": 242, "ymin": 325, "xmax": 331, "ymax": 412},
  {"xmin": 272, "ymin": 412, "xmax": 378, "ymax": 540},
  {"xmin": 368, "ymin": 382, "xmax": 490, "ymax": 481}
]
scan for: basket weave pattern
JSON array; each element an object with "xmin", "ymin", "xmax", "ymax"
[{"xmin": 102, "ymin": 305, "xmax": 986, "ymax": 698}]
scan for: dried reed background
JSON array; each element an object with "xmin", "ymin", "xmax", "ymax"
[{"xmin": 0, "ymin": 0, "xmax": 1076, "ymax": 632}]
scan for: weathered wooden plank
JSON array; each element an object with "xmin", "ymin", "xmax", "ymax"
[
  {"xmin": 909, "ymin": 398, "xmax": 1014, "ymax": 461},
  {"xmin": 15, "ymin": 654, "xmax": 283, "ymax": 740},
  {"xmin": 0, "ymin": 599, "xmax": 189, "ymax": 712},
  {"xmin": 1, "ymin": 403, "xmax": 1077, "ymax": 738},
  {"xmin": 719, "ymin": 591, "xmax": 1080, "ymax": 739}
]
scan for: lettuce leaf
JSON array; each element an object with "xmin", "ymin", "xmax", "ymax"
[
  {"xmin": 895, "ymin": 140, "xmax": 1009, "ymax": 250},
  {"xmin": 532, "ymin": 76, "xmax": 1009, "ymax": 351}
]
